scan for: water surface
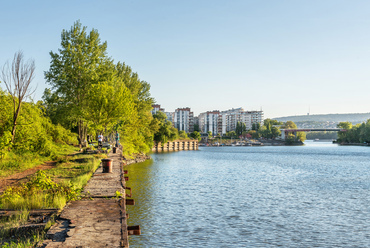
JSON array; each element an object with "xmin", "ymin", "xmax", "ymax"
[{"xmin": 127, "ymin": 142, "xmax": 370, "ymax": 247}]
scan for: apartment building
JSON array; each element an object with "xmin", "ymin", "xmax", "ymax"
[
  {"xmin": 174, "ymin": 107, "xmax": 194, "ymax": 133},
  {"xmin": 198, "ymin": 108, "xmax": 264, "ymax": 136},
  {"xmin": 198, "ymin": 111, "xmax": 220, "ymax": 135}
]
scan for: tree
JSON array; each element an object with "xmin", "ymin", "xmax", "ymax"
[
  {"xmin": 252, "ymin": 123, "xmax": 260, "ymax": 131},
  {"xmin": 207, "ymin": 131, "xmax": 212, "ymax": 138},
  {"xmin": 114, "ymin": 62, "xmax": 155, "ymax": 153},
  {"xmin": 282, "ymin": 121, "xmax": 297, "ymax": 129},
  {"xmin": 337, "ymin": 121, "xmax": 352, "ymax": 143},
  {"xmin": 44, "ymin": 21, "xmax": 109, "ymax": 146},
  {"xmin": 226, "ymin": 131, "xmax": 237, "ymax": 138},
  {"xmin": 281, "ymin": 120, "xmax": 306, "ymax": 142},
  {"xmin": 1, "ymin": 51, "xmax": 35, "ymax": 144},
  {"xmin": 258, "ymin": 119, "xmax": 282, "ymax": 139},
  {"xmin": 153, "ymin": 111, "xmax": 178, "ymax": 144},
  {"xmin": 190, "ymin": 131, "xmax": 201, "ymax": 141},
  {"xmin": 178, "ymin": 130, "xmax": 188, "ymax": 140},
  {"xmin": 235, "ymin": 122, "xmax": 246, "ymax": 136}
]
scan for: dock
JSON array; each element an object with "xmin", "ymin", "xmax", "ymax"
[{"xmin": 40, "ymin": 147, "xmax": 132, "ymax": 248}]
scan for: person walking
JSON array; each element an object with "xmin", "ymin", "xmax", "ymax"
[
  {"xmin": 115, "ymin": 131, "xmax": 120, "ymax": 147},
  {"xmin": 98, "ymin": 133, "xmax": 103, "ymax": 148}
]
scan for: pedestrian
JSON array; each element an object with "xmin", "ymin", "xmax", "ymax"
[
  {"xmin": 115, "ymin": 131, "xmax": 120, "ymax": 147},
  {"xmin": 98, "ymin": 133, "xmax": 103, "ymax": 148}
]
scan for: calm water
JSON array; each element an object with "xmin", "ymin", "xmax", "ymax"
[{"xmin": 126, "ymin": 141, "xmax": 370, "ymax": 247}]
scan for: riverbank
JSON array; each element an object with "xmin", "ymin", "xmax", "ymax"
[{"xmin": 40, "ymin": 146, "xmax": 130, "ymax": 247}]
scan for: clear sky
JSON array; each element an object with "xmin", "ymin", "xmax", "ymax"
[{"xmin": 1, "ymin": 0, "xmax": 370, "ymax": 118}]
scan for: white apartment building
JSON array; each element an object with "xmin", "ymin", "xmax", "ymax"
[
  {"xmin": 198, "ymin": 108, "xmax": 264, "ymax": 136},
  {"xmin": 199, "ymin": 111, "xmax": 220, "ymax": 135},
  {"xmin": 174, "ymin": 107, "xmax": 194, "ymax": 133}
]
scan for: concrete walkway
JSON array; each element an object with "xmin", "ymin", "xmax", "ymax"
[{"xmin": 40, "ymin": 148, "xmax": 129, "ymax": 248}]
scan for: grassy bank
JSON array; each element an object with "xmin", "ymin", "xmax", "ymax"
[
  {"xmin": 0, "ymin": 144, "xmax": 78, "ymax": 178},
  {"xmin": 0, "ymin": 148, "xmax": 106, "ymax": 247}
]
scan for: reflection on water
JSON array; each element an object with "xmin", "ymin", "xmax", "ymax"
[{"xmin": 127, "ymin": 142, "xmax": 370, "ymax": 247}]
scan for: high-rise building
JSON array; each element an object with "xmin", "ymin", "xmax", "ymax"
[
  {"xmin": 165, "ymin": 112, "xmax": 174, "ymax": 123},
  {"xmin": 174, "ymin": 107, "xmax": 194, "ymax": 133},
  {"xmin": 198, "ymin": 107, "xmax": 264, "ymax": 136},
  {"xmin": 198, "ymin": 111, "xmax": 220, "ymax": 135}
]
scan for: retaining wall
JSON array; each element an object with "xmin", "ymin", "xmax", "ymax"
[{"xmin": 152, "ymin": 140, "xmax": 198, "ymax": 152}]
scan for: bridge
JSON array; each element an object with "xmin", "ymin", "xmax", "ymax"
[{"xmin": 281, "ymin": 128, "xmax": 346, "ymax": 140}]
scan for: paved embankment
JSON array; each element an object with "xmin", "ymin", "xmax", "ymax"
[{"xmin": 40, "ymin": 148, "xmax": 129, "ymax": 248}]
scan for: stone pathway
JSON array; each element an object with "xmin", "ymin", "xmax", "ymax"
[{"xmin": 40, "ymin": 148, "xmax": 129, "ymax": 248}]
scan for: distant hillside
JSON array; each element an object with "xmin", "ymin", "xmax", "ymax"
[{"xmin": 273, "ymin": 113, "xmax": 370, "ymax": 124}]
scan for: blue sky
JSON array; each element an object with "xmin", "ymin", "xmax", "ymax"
[{"xmin": 1, "ymin": 0, "xmax": 370, "ymax": 118}]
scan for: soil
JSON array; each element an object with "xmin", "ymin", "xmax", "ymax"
[{"xmin": 0, "ymin": 161, "xmax": 56, "ymax": 193}]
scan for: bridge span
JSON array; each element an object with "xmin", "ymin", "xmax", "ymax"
[{"xmin": 281, "ymin": 128, "xmax": 346, "ymax": 140}]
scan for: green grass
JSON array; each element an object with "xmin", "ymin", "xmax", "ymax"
[
  {"xmin": 0, "ymin": 147, "xmax": 106, "ymax": 246},
  {"xmin": 0, "ymin": 153, "xmax": 104, "ymax": 211},
  {"xmin": 0, "ymin": 144, "xmax": 78, "ymax": 178},
  {"xmin": 0, "ymin": 210, "xmax": 47, "ymax": 247}
]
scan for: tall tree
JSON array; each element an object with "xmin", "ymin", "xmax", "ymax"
[
  {"xmin": 152, "ymin": 111, "xmax": 178, "ymax": 144},
  {"xmin": 44, "ymin": 21, "xmax": 109, "ymax": 145},
  {"xmin": 1, "ymin": 51, "xmax": 35, "ymax": 144},
  {"xmin": 236, "ymin": 122, "xmax": 247, "ymax": 136}
]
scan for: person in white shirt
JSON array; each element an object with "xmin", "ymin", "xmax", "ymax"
[{"xmin": 98, "ymin": 133, "xmax": 103, "ymax": 147}]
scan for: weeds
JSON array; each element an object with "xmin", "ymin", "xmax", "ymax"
[
  {"xmin": 0, "ymin": 144, "xmax": 78, "ymax": 178},
  {"xmin": 0, "ymin": 154, "xmax": 101, "ymax": 210},
  {"xmin": 0, "ymin": 147, "xmax": 102, "ymax": 246}
]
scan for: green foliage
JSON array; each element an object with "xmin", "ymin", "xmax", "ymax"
[
  {"xmin": 189, "ymin": 131, "xmax": 201, "ymax": 141},
  {"xmin": 207, "ymin": 131, "xmax": 212, "ymax": 138},
  {"xmin": 0, "ymin": 171, "xmax": 72, "ymax": 210},
  {"xmin": 44, "ymin": 21, "xmax": 155, "ymax": 156},
  {"xmin": 252, "ymin": 123, "xmax": 260, "ymax": 131},
  {"xmin": 258, "ymin": 119, "xmax": 282, "ymax": 139},
  {"xmin": 44, "ymin": 20, "xmax": 109, "ymax": 145},
  {"xmin": 282, "ymin": 121, "xmax": 297, "ymax": 129},
  {"xmin": 337, "ymin": 119, "xmax": 370, "ymax": 143},
  {"xmin": 0, "ymin": 87, "xmax": 77, "ymax": 162},
  {"xmin": 178, "ymin": 130, "xmax": 188, "ymax": 140},
  {"xmin": 248, "ymin": 130, "xmax": 260, "ymax": 139},
  {"xmin": 235, "ymin": 122, "xmax": 246, "ymax": 136},
  {"xmin": 226, "ymin": 131, "xmax": 237, "ymax": 138},
  {"xmin": 152, "ymin": 112, "xmax": 178, "ymax": 144},
  {"xmin": 279, "ymin": 120, "xmax": 306, "ymax": 143},
  {"xmin": 0, "ymin": 155, "xmax": 100, "ymax": 210}
]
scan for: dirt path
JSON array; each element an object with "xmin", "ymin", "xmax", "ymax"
[{"xmin": 0, "ymin": 162, "xmax": 56, "ymax": 192}]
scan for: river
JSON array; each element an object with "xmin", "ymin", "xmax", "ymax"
[{"xmin": 126, "ymin": 141, "xmax": 370, "ymax": 247}]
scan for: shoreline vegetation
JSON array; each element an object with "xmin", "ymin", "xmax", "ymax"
[
  {"xmin": 0, "ymin": 20, "xmax": 198, "ymax": 246},
  {"xmin": 0, "ymin": 20, "xmax": 369, "ymax": 247}
]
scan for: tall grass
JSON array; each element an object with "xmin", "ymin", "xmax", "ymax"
[
  {"xmin": 0, "ymin": 144, "xmax": 78, "ymax": 178},
  {"xmin": 0, "ymin": 153, "xmax": 102, "ymax": 210}
]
